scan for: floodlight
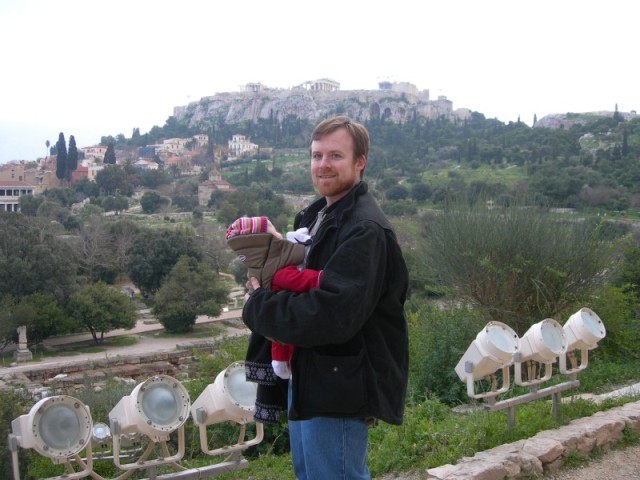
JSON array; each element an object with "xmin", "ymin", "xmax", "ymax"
[
  {"xmin": 455, "ymin": 321, "xmax": 520, "ymax": 399},
  {"xmin": 191, "ymin": 361, "xmax": 264, "ymax": 456},
  {"xmin": 11, "ymin": 395, "xmax": 92, "ymax": 460},
  {"xmin": 92, "ymin": 422, "xmax": 111, "ymax": 443},
  {"xmin": 109, "ymin": 374, "xmax": 190, "ymax": 442},
  {"xmin": 9, "ymin": 395, "xmax": 94, "ymax": 480},
  {"xmin": 109, "ymin": 374, "xmax": 190, "ymax": 471},
  {"xmin": 560, "ymin": 307, "xmax": 606, "ymax": 374},
  {"xmin": 515, "ymin": 318, "xmax": 567, "ymax": 386}
]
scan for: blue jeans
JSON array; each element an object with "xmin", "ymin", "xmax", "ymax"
[{"xmin": 288, "ymin": 383, "xmax": 370, "ymax": 480}]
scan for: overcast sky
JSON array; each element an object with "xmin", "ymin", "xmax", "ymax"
[{"xmin": 1, "ymin": 0, "xmax": 637, "ymax": 164}]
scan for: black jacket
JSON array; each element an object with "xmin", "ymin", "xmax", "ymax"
[{"xmin": 243, "ymin": 181, "xmax": 409, "ymax": 425}]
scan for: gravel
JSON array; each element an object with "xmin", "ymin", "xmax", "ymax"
[{"xmin": 543, "ymin": 444, "xmax": 640, "ymax": 479}]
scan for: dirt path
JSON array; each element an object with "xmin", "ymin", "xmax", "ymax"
[
  {"xmin": 543, "ymin": 444, "xmax": 640, "ymax": 479},
  {"xmin": 0, "ymin": 310, "xmax": 245, "ymax": 375}
]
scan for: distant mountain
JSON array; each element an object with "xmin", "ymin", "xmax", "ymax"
[
  {"xmin": 172, "ymin": 86, "xmax": 472, "ymax": 129},
  {"xmin": 174, "ymin": 86, "xmax": 638, "ymax": 133},
  {"xmin": 535, "ymin": 111, "xmax": 638, "ymax": 129}
]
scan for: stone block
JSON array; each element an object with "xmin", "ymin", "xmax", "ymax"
[{"xmin": 522, "ymin": 436, "xmax": 564, "ymax": 463}]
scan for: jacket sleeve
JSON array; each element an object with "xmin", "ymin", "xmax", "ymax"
[
  {"xmin": 243, "ymin": 220, "xmax": 388, "ymax": 347},
  {"xmin": 271, "ymin": 265, "xmax": 321, "ymax": 293}
]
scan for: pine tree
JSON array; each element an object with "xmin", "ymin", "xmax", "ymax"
[
  {"xmin": 55, "ymin": 132, "xmax": 68, "ymax": 182},
  {"xmin": 104, "ymin": 143, "xmax": 116, "ymax": 164},
  {"xmin": 622, "ymin": 126, "xmax": 629, "ymax": 157},
  {"xmin": 67, "ymin": 135, "xmax": 78, "ymax": 180},
  {"xmin": 613, "ymin": 103, "xmax": 623, "ymax": 123}
]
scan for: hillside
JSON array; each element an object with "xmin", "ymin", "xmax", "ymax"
[{"xmin": 172, "ymin": 86, "xmax": 471, "ymax": 129}]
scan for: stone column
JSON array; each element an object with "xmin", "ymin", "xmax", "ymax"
[{"xmin": 13, "ymin": 325, "xmax": 33, "ymax": 363}]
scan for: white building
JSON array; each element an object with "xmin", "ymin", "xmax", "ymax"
[
  {"xmin": 0, "ymin": 181, "xmax": 36, "ymax": 212},
  {"xmin": 228, "ymin": 134, "xmax": 258, "ymax": 157}
]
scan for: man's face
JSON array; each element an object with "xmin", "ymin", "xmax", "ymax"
[{"xmin": 310, "ymin": 128, "xmax": 365, "ymax": 206}]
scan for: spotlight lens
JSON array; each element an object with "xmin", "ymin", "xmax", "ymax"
[
  {"xmin": 142, "ymin": 384, "xmax": 179, "ymax": 426},
  {"xmin": 39, "ymin": 403, "xmax": 83, "ymax": 451},
  {"xmin": 541, "ymin": 321, "xmax": 564, "ymax": 353},
  {"xmin": 226, "ymin": 367, "xmax": 257, "ymax": 407},
  {"xmin": 93, "ymin": 422, "xmax": 111, "ymax": 441},
  {"xmin": 582, "ymin": 310, "xmax": 604, "ymax": 337},
  {"xmin": 486, "ymin": 323, "xmax": 517, "ymax": 353}
]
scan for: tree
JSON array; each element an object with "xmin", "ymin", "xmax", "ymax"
[
  {"xmin": 67, "ymin": 135, "xmax": 78, "ymax": 180},
  {"xmin": 102, "ymin": 194, "xmax": 129, "ymax": 214},
  {"xmin": 0, "ymin": 294, "xmax": 72, "ymax": 347},
  {"xmin": 140, "ymin": 190, "xmax": 169, "ymax": 213},
  {"xmin": 108, "ymin": 219, "xmax": 140, "ymax": 282},
  {"xmin": 423, "ymin": 204, "xmax": 615, "ymax": 333},
  {"xmin": 0, "ymin": 212, "xmax": 78, "ymax": 304},
  {"xmin": 126, "ymin": 227, "xmax": 201, "ymax": 296},
  {"xmin": 385, "ymin": 185, "xmax": 409, "ymax": 201},
  {"xmin": 95, "ymin": 165, "xmax": 130, "ymax": 196},
  {"xmin": 74, "ymin": 216, "xmax": 120, "ymax": 284},
  {"xmin": 104, "ymin": 143, "xmax": 116, "ymax": 164},
  {"xmin": 18, "ymin": 194, "xmax": 43, "ymax": 215},
  {"xmin": 55, "ymin": 132, "xmax": 68, "ymax": 182},
  {"xmin": 411, "ymin": 183, "xmax": 432, "ymax": 202},
  {"xmin": 153, "ymin": 256, "xmax": 229, "ymax": 333},
  {"xmin": 73, "ymin": 178, "xmax": 100, "ymax": 198},
  {"xmin": 194, "ymin": 222, "xmax": 235, "ymax": 273},
  {"xmin": 67, "ymin": 282, "xmax": 137, "ymax": 344}
]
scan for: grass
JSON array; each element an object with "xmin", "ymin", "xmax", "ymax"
[
  {"xmin": 419, "ymin": 163, "xmax": 528, "ymax": 188},
  {"xmin": 153, "ymin": 322, "xmax": 228, "ymax": 339},
  {"xmin": 1, "ymin": 335, "xmax": 141, "ymax": 363},
  {"xmin": 207, "ymin": 386, "xmax": 640, "ymax": 479}
]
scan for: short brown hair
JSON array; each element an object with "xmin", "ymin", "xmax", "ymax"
[{"xmin": 311, "ymin": 116, "xmax": 369, "ymax": 160}]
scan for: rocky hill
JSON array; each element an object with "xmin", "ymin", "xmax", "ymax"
[
  {"xmin": 535, "ymin": 111, "xmax": 638, "ymax": 129},
  {"xmin": 172, "ymin": 87, "xmax": 471, "ymax": 129}
]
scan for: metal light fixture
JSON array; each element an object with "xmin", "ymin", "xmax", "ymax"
[
  {"xmin": 11, "ymin": 395, "xmax": 92, "ymax": 459},
  {"xmin": 108, "ymin": 374, "xmax": 190, "ymax": 471},
  {"xmin": 515, "ymin": 318, "xmax": 567, "ymax": 386},
  {"xmin": 191, "ymin": 361, "xmax": 264, "ymax": 456},
  {"xmin": 91, "ymin": 422, "xmax": 112, "ymax": 449},
  {"xmin": 455, "ymin": 321, "xmax": 520, "ymax": 399},
  {"xmin": 559, "ymin": 307, "xmax": 606, "ymax": 374},
  {"xmin": 9, "ymin": 395, "xmax": 94, "ymax": 479}
]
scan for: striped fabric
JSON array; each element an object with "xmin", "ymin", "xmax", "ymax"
[{"xmin": 225, "ymin": 216, "xmax": 268, "ymax": 239}]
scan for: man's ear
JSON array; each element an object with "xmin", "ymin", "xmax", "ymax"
[{"xmin": 357, "ymin": 155, "xmax": 367, "ymax": 172}]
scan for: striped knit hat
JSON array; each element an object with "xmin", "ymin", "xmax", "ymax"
[{"xmin": 225, "ymin": 216, "xmax": 269, "ymax": 240}]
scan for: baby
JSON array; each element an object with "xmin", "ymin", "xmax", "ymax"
[{"xmin": 226, "ymin": 216, "xmax": 321, "ymax": 379}]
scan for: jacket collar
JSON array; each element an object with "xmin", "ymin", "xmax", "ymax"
[{"xmin": 303, "ymin": 181, "xmax": 368, "ymax": 225}]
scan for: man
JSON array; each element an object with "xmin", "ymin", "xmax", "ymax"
[{"xmin": 243, "ymin": 116, "xmax": 409, "ymax": 479}]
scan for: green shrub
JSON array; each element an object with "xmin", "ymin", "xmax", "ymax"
[
  {"xmin": 423, "ymin": 204, "xmax": 615, "ymax": 333},
  {"xmin": 587, "ymin": 284, "xmax": 640, "ymax": 361},
  {"xmin": 0, "ymin": 390, "xmax": 31, "ymax": 479},
  {"xmin": 407, "ymin": 301, "xmax": 487, "ymax": 405}
]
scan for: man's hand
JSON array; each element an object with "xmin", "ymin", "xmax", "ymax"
[{"xmin": 244, "ymin": 276, "xmax": 261, "ymax": 302}]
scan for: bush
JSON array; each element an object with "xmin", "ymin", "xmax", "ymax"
[
  {"xmin": 406, "ymin": 300, "xmax": 487, "ymax": 405},
  {"xmin": 423, "ymin": 204, "xmax": 616, "ymax": 333},
  {"xmin": 587, "ymin": 284, "xmax": 640, "ymax": 362},
  {"xmin": 0, "ymin": 390, "xmax": 31, "ymax": 479}
]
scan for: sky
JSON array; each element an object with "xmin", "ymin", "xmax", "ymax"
[{"xmin": 0, "ymin": 0, "xmax": 637, "ymax": 164}]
